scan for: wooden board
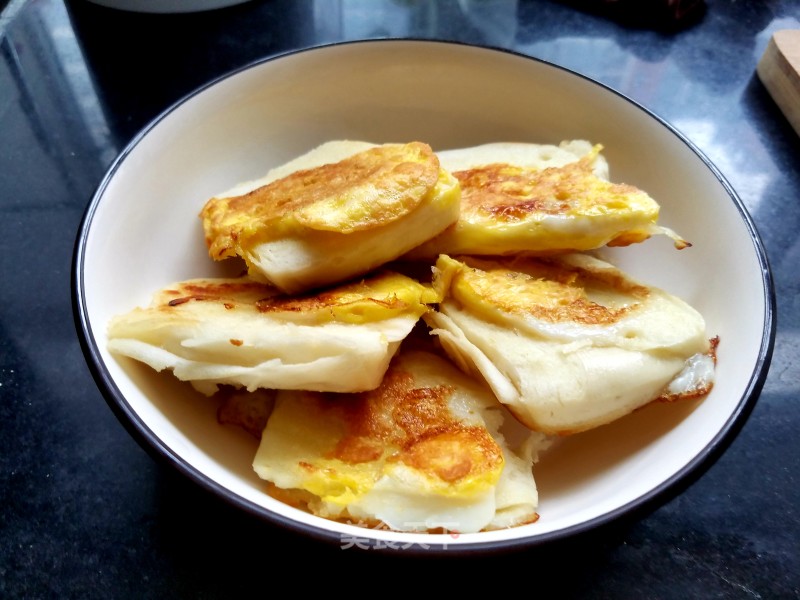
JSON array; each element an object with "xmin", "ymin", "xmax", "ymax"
[{"xmin": 757, "ymin": 29, "xmax": 800, "ymax": 137}]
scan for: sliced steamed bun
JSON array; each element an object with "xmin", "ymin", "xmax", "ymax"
[
  {"xmin": 425, "ymin": 254, "xmax": 716, "ymax": 435},
  {"xmin": 253, "ymin": 349, "xmax": 550, "ymax": 533},
  {"xmin": 107, "ymin": 270, "xmax": 438, "ymax": 395},
  {"xmin": 200, "ymin": 141, "xmax": 460, "ymax": 294},
  {"xmin": 406, "ymin": 140, "xmax": 687, "ymax": 259}
]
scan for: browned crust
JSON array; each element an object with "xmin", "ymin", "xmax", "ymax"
[
  {"xmin": 453, "ymin": 153, "xmax": 643, "ymax": 221},
  {"xmin": 310, "ymin": 365, "xmax": 503, "ymax": 483},
  {"xmin": 200, "ymin": 142, "xmax": 440, "ymax": 259}
]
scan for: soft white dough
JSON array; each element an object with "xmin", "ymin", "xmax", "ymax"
[
  {"xmin": 244, "ymin": 192, "xmax": 459, "ymax": 293},
  {"xmin": 108, "ymin": 316, "xmax": 417, "ymax": 394},
  {"xmin": 436, "ymin": 139, "xmax": 609, "ymax": 178},
  {"xmin": 425, "ymin": 254, "xmax": 712, "ymax": 434}
]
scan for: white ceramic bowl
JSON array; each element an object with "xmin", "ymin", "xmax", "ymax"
[{"xmin": 73, "ymin": 40, "xmax": 775, "ymax": 552}]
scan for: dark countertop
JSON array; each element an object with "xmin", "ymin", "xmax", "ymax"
[{"xmin": 1, "ymin": 0, "xmax": 798, "ymax": 596}]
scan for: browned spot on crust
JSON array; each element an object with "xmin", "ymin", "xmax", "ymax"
[
  {"xmin": 454, "ymin": 154, "xmax": 642, "ymax": 221},
  {"xmin": 167, "ymin": 296, "xmax": 199, "ymax": 307},
  {"xmin": 256, "ymin": 289, "xmax": 405, "ymax": 314},
  {"xmin": 530, "ymin": 295, "xmax": 634, "ymax": 325},
  {"xmin": 201, "ymin": 142, "xmax": 440, "ymax": 259},
  {"xmin": 179, "ymin": 280, "xmax": 272, "ymax": 297},
  {"xmin": 402, "ymin": 428, "xmax": 500, "ymax": 483},
  {"xmin": 161, "ymin": 279, "xmax": 275, "ymax": 309},
  {"xmin": 455, "ymin": 256, "xmax": 650, "ymax": 326},
  {"xmin": 310, "ymin": 365, "xmax": 502, "ymax": 482},
  {"xmin": 150, "ymin": 271, "xmax": 426, "ymax": 326}
]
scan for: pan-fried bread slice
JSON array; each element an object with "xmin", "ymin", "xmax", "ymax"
[
  {"xmin": 406, "ymin": 140, "xmax": 686, "ymax": 259},
  {"xmin": 252, "ymin": 350, "xmax": 549, "ymax": 533},
  {"xmin": 201, "ymin": 141, "xmax": 460, "ymax": 294},
  {"xmin": 425, "ymin": 254, "xmax": 716, "ymax": 435},
  {"xmin": 107, "ymin": 271, "xmax": 438, "ymax": 395}
]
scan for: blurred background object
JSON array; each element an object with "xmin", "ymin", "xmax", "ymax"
[
  {"xmin": 757, "ymin": 29, "xmax": 800, "ymax": 137},
  {"xmin": 562, "ymin": 0, "xmax": 706, "ymax": 30}
]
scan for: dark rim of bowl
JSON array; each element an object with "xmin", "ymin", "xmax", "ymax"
[{"xmin": 71, "ymin": 38, "xmax": 776, "ymax": 555}]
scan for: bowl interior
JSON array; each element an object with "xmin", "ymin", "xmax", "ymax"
[{"xmin": 76, "ymin": 40, "xmax": 772, "ymax": 549}]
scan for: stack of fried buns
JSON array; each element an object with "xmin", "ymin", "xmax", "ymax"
[{"xmin": 107, "ymin": 139, "xmax": 717, "ymax": 533}]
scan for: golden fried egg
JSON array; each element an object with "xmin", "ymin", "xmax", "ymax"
[
  {"xmin": 107, "ymin": 271, "xmax": 438, "ymax": 395},
  {"xmin": 252, "ymin": 350, "xmax": 549, "ymax": 533},
  {"xmin": 200, "ymin": 141, "xmax": 460, "ymax": 294},
  {"xmin": 425, "ymin": 254, "xmax": 716, "ymax": 435},
  {"xmin": 406, "ymin": 140, "xmax": 686, "ymax": 259}
]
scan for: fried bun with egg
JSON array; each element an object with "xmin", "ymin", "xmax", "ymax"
[
  {"xmin": 406, "ymin": 140, "xmax": 687, "ymax": 259},
  {"xmin": 252, "ymin": 349, "xmax": 550, "ymax": 533},
  {"xmin": 200, "ymin": 141, "xmax": 460, "ymax": 294},
  {"xmin": 107, "ymin": 270, "xmax": 438, "ymax": 395},
  {"xmin": 425, "ymin": 253, "xmax": 716, "ymax": 435}
]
